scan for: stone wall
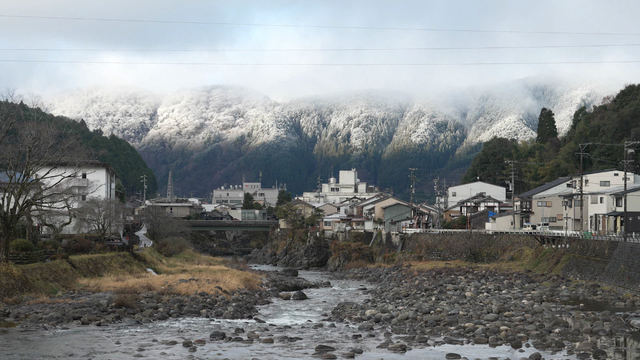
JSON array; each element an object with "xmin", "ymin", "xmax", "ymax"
[
  {"xmin": 9, "ymin": 250, "xmax": 59, "ymax": 265},
  {"xmin": 602, "ymin": 242, "xmax": 640, "ymax": 292},
  {"xmin": 401, "ymin": 233, "xmax": 539, "ymax": 262}
]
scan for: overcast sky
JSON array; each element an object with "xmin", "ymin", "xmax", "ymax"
[{"xmin": 1, "ymin": 0, "xmax": 640, "ymax": 99}]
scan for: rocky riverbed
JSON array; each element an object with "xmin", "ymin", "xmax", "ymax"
[
  {"xmin": 0, "ymin": 268, "xmax": 327, "ymax": 331},
  {"xmin": 2, "ymin": 263, "xmax": 640, "ymax": 359},
  {"xmin": 331, "ymin": 263, "xmax": 640, "ymax": 359}
]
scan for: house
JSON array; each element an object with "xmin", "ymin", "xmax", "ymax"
[
  {"xmin": 301, "ymin": 169, "xmax": 380, "ymax": 204},
  {"xmin": 447, "ymin": 181, "xmax": 506, "ymax": 208},
  {"xmin": 279, "ymin": 199, "xmax": 317, "ymax": 229},
  {"xmin": 562, "ymin": 169, "xmax": 640, "ymax": 232},
  {"xmin": 145, "ymin": 198, "xmax": 202, "ymax": 218},
  {"xmin": 317, "ymin": 203, "xmax": 339, "ymax": 216},
  {"xmin": 382, "ymin": 203, "xmax": 412, "ymax": 232},
  {"xmin": 515, "ymin": 177, "xmax": 571, "ymax": 229},
  {"xmin": 486, "ymin": 212, "xmax": 515, "ymax": 231}
]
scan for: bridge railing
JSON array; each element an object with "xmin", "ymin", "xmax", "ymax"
[{"xmin": 405, "ymin": 228, "xmax": 640, "ymax": 242}]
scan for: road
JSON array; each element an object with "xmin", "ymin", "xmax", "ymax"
[{"xmin": 135, "ymin": 225, "xmax": 153, "ymax": 248}]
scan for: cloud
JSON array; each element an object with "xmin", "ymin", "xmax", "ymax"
[{"xmin": 1, "ymin": 0, "xmax": 640, "ymax": 99}]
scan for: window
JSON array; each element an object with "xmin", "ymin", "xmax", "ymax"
[
  {"xmin": 81, "ymin": 172, "xmax": 87, "ymax": 179},
  {"xmin": 536, "ymin": 201, "xmax": 551, "ymax": 207},
  {"xmin": 81, "ymin": 195, "xmax": 87, "ymax": 201},
  {"xmin": 575, "ymin": 200, "xmax": 582, "ymax": 207},
  {"xmin": 614, "ymin": 173, "xmax": 619, "ymax": 176},
  {"xmin": 591, "ymin": 195, "xmax": 598, "ymax": 204},
  {"xmin": 557, "ymin": 214, "xmax": 563, "ymax": 220},
  {"xmin": 323, "ymin": 221, "xmax": 332, "ymax": 227},
  {"xmin": 452, "ymin": 192, "xmax": 456, "ymax": 197},
  {"xmin": 585, "ymin": 179, "xmax": 589, "ymax": 187},
  {"xmin": 616, "ymin": 197, "xmax": 623, "ymax": 207},
  {"xmin": 600, "ymin": 181, "xmax": 611, "ymax": 187},
  {"xmin": 599, "ymin": 197, "xmax": 604, "ymax": 204},
  {"xmin": 258, "ymin": 192, "xmax": 265, "ymax": 197}
]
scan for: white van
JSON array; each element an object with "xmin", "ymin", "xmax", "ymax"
[{"xmin": 523, "ymin": 223, "xmax": 537, "ymax": 231}]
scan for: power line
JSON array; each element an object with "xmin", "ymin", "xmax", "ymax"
[
  {"xmin": 3, "ymin": 59, "xmax": 640, "ymax": 66},
  {"xmin": 4, "ymin": 43, "xmax": 640, "ymax": 53},
  {"xmin": 2, "ymin": 14, "xmax": 640, "ymax": 36}
]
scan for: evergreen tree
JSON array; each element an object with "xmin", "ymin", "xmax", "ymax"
[
  {"xmin": 536, "ymin": 108, "xmax": 558, "ymax": 144},
  {"xmin": 276, "ymin": 189, "xmax": 292, "ymax": 206},
  {"xmin": 242, "ymin": 193, "xmax": 256, "ymax": 209}
]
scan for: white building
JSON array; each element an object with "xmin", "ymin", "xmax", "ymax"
[
  {"xmin": 447, "ymin": 181, "xmax": 507, "ymax": 208},
  {"xmin": 302, "ymin": 169, "xmax": 379, "ymax": 204},
  {"xmin": 213, "ymin": 181, "xmax": 279, "ymax": 208},
  {"xmin": 35, "ymin": 161, "xmax": 120, "ymax": 235}
]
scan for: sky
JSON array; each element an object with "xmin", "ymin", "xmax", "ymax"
[{"xmin": 1, "ymin": 0, "xmax": 640, "ymax": 100}]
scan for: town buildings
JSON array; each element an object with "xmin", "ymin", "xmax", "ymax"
[
  {"xmin": 302, "ymin": 169, "xmax": 379, "ymax": 204},
  {"xmin": 212, "ymin": 181, "xmax": 279, "ymax": 208}
]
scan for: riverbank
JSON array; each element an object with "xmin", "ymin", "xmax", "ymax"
[{"xmin": 0, "ymin": 249, "xmax": 327, "ymax": 332}]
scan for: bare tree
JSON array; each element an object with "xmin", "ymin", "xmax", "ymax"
[
  {"xmin": 75, "ymin": 197, "xmax": 124, "ymax": 240},
  {"xmin": 140, "ymin": 205, "xmax": 188, "ymax": 241},
  {"xmin": 0, "ymin": 101, "xmax": 88, "ymax": 262}
]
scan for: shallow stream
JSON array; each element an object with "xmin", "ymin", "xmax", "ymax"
[{"xmin": 1, "ymin": 265, "xmax": 637, "ymax": 359}]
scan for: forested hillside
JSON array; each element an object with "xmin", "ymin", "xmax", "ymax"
[
  {"xmin": 48, "ymin": 80, "xmax": 601, "ymax": 200},
  {"xmin": 1, "ymin": 101, "xmax": 157, "ymax": 196},
  {"xmin": 463, "ymin": 84, "xmax": 640, "ymax": 195}
]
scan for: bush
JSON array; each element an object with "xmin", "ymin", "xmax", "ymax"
[
  {"xmin": 10, "ymin": 239, "xmax": 36, "ymax": 252},
  {"xmin": 155, "ymin": 237, "xmax": 190, "ymax": 257},
  {"xmin": 64, "ymin": 238, "xmax": 93, "ymax": 254},
  {"xmin": 39, "ymin": 240, "xmax": 59, "ymax": 251}
]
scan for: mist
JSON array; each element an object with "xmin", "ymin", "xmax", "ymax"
[{"xmin": 1, "ymin": 0, "xmax": 639, "ymax": 99}]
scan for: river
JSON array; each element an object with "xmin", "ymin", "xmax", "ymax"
[{"xmin": 2, "ymin": 265, "xmax": 633, "ymax": 359}]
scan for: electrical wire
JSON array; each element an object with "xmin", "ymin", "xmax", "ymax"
[
  {"xmin": 2, "ymin": 59, "xmax": 640, "ymax": 66},
  {"xmin": 3, "ymin": 43, "xmax": 640, "ymax": 52},
  {"xmin": 1, "ymin": 14, "xmax": 639, "ymax": 36}
]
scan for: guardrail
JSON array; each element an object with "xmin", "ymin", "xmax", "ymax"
[{"xmin": 401, "ymin": 228, "xmax": 640, "ymax": 242}]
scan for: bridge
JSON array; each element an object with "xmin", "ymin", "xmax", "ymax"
[{"xmin": 183, "ymin": 220, "xmax": 278, "ymax": 231}]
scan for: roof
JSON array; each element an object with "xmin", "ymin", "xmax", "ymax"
[
  {"xmin": 517, "ymin": 176, "xmax": 571, "ymax": 198},
  {"xmin": 289, "ymin": 199, "xmax": 314, "ymax": 208},
  {"xmin": 382, "ymin": 202, "xmax": 410, "ymax": 210},
  {"xmin": 355, "ymin": 194, "xmax": 390, "ymax": 207},
  {"xmin": 449, "ymin": 181, "xmax": 506, "ymax": 190}
]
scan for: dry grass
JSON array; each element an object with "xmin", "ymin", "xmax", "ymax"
[
  {"xmin": 76, "ymin": 266, "xmax": 260, "ymax": 295},
  {"xmin": 76, "ymin": 249, "xmax": 261, "ymax": 296}
]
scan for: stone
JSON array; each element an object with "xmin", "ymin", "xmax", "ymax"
[
  {"xmin": 445, "ymin": 353, "xmax": 462, "ymax": 360},
  {"xmin": 315, "ymin": 345, "xmax": 336, "ymax": 352},
  {"xmin": 292, "ymin": 291, "xmax": 308, "ymax": 300},
  {"xmin": 210, "ymin": 331, "xmax": 226, "ymax": 340}
]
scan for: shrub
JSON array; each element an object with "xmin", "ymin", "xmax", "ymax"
[
  {"xmin": 39, "ymin": 240, "xmax": 59, "ymax": 251},
  {"xmin": 155, "ymin": 237, "xmax": 190, "ymax": 257},
  {"xmin": 49, "ymin": 253, "xmax": 70, "ymax": 261},
  {"xmin": 113, "ymin": 293, "xmax": 138, "ymax": 309},
  {"xmin": 10, "ymin": 239, "xmax": 36, "ymax": 252},
  {"xmin": 64, "ymin": 238, "xmax": 93, "ymax": 254}
]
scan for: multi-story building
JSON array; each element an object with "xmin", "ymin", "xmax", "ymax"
[
  {"xmin": 35, "ymin": 161, "xmax": 120, "ymax": 235},
  {"xmin": 212, "ymin": 181, "xmax": 279, "ymax": 208},
  {"xmin": 302, "ymin": 169, "xmax": 379, "ymax": 204}
]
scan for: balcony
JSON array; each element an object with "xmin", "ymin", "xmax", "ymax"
[{"xmin": 61, "ymin": 177, "xmax": 90, "ymax": 188}]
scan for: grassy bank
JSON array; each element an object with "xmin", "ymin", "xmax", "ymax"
[{"xmin": 0, "ymin": 249, "xmax": 261, "ymax": 303}]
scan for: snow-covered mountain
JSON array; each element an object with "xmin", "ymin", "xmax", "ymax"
[{"xmin": 45, "ymin": 80, "xmax": 604, "ymax": 196}]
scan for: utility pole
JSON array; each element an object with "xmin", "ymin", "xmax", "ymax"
[
  {"xmin": 577, "ymin": 143, "xmax": 591, "ymax": 233},
  {"xmin": 506, "ymin": 160, "xmax": 516, "ymax": 230},
  {"xmin": 167, "ymin": 170, "xmax": 174, "ymax": 201},
  {"xmin": 140, "ymin": 175, "xmax": 147, "ymax": 204},
  {"xmin": 623, "ymin": 141, "xmax": 640, "ymax": 241},
  {"xmin": 409, "ymin": 168, "xmax": 417, "ymax": 227}
]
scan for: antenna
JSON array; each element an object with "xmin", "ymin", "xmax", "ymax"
[{"xmin": 167, "ymin": 170, "xmax": 174, "ymax": 201}]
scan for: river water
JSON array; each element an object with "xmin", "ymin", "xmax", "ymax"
[{"xmin": 2, "ymin": 265, "xmax": 634, "ymax": 359}]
